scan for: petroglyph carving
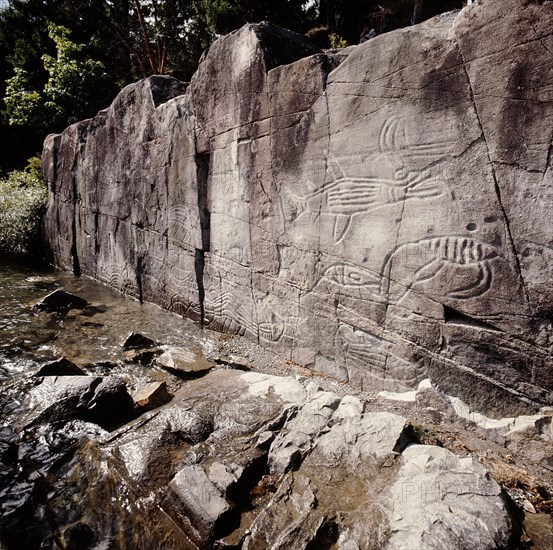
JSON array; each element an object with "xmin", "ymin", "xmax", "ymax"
[
  {"xmin": 293, "ymin": 161, "xmax": 444, "ymax": 243},
  {"xmin": 204, "ymin": 293, "xmax": 287, "ymax": 342},
  {"xmin": 292, "ymin": 118, "xmax": 453, "ymax": 242},
  {"xmin": 167, "ymin": 205, "xmax": 197, "ymax": 245},
  {"xmin": 321, "ymin": 262, "xmax": 381, "ymax": 290},
  {"xmin": 168, "ymin": 264, "xmax": 196, "ymax": 289},
  {"xmin": 379, "ymin": 116, "xmax": 458, "ymax": 163},
  {"xmin": 309, "ymin": 261, "xmax": 383, "ymax": 301},
  {"xmin": 335, "ymin": 323, "xmax": 388, "ymax": 374},
  {"xmin": 381, "ymin": 236, "xmax": 499, "ymax": 304}
]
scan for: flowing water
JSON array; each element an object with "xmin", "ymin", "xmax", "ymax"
[
  {"xmin": 0, "ymin": 259, "xmax": 215, "ymax": 379},
  {"xmin": 0, "ymin": 258, "xmax": 221, "ymax": 549}
]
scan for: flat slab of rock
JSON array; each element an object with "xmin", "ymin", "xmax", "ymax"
[
  {"xmin": 156, "ymin": 347, "xmax": 214, "ymax": 375},
  {"xmin": 167, "ymin": 464, "xmax": 232, "ymax": 543},
  {"xmin": 132, "ymin": 381, "xmax": 172, "ymax": 410}
]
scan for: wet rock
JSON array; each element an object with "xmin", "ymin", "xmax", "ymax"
[
  {"xmin": 125, "ymin": 347, "xmax": 162, "ymax": 366},
  {"xmin": 120, "ymin": 332, "xmax": 157, "ymax": 350},
  {"xmin": 109, "ymin": 404, "xmax": 215, "ymax": 484},
  {"xmin": 35, "ymin": 357, "xmax": 86, "ymax": 377},
  {"xmin": 22, "ymin": 375, "xmax": 135, "ymax": 430},
  {"xmin": 132, "ymin": 381, "xmax": 172, "ymax": 411},
  {"xmin": 84, "ymin": 377, "xmax": 136, "ymax": 429},
  {"xmin": 59, "ymin": 521, "xmax": 95, "ymax": 549},
  {"xmin": 35, "ymin": 289, "xmax": 88, "ymax": 312},
  {"xmin": 23, "ymin": 376, "xmax": 100, "ymax": 426},
  {"xmin": 156, "ymin": 346, "xmax": 214, "ymax": 375}
]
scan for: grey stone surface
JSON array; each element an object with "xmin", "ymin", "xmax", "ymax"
[
  {"xmin": 44, "ymin": 368, "xmax": 517, "ymax": 548},
  {"xmin": 156, "ymin": 346, "xmax": 214, "ymax": 374},
  {"xmin": 385, "ymin": 445, "xmax": 513, "ymax": 549},
  {"xmin": 22, "ymin": 375, "xmax": 134, "ymax": 429},
  {"xmin": 167, "ymin": 464, "xmax": 232, "ymax": 543},
  {"xmin": 132, "ymin": 381, "xmax": 172, "ymax": 410},
  {"xmin": 42, "ymin": 0, "xmax": 553, "ymax": 416}
]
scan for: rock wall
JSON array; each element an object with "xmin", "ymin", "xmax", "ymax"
[{"xmin": 42, "ymin": 0, "xmax": 553, "ymax": 416}]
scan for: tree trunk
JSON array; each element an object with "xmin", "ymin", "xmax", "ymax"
[{"xmin": 412, "ymin": 0, "xmax": 423, "ymax": 25}]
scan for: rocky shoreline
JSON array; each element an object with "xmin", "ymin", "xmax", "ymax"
[{"xmin": 1, "ymin": 272, "xmax": 551, "ymax": 549}]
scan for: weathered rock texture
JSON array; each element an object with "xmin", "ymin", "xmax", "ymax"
[
  {"xmin": 42, "ymin": 0, "xmax": 553, "ymax": 416},
  {"xmin": 93, "ymin": 370, "xmax": 518, "ymax": 549}
]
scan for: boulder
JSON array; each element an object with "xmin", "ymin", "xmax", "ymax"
[
  {"xmin": 120, "ymin": 332, "xmax": 157, "ymax": 350},
  {"xmin": 132, "ymin": 381, "xmax": 172, "ymax": 410},
  {"xmin": 165, "ymin": 465, "xmax": 233, "ymax": 546},
  {"xmin": 35, "ymin": 289, "xmax": 88, "ymax": 312},
  {"xmin": 22, "ymin": 375, "xmax": 135, "ymax": 430},
  {"xmin": 35, "ymin": 357, "xmax": 86, "ymax": 377},
  {"xmin": 385, "ymin": 445, "xmax": 515, "ymax": 549}
]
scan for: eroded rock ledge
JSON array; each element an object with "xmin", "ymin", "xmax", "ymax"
[{"xmin": 42, "ymin": 0, "xmax": 553, "ymax": 416}]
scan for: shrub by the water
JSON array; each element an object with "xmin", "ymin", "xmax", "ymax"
[{"xmin": 0, "ymin": 157, "xmax": 47, "ymax": 255}]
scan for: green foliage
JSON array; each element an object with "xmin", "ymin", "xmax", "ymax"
[
  {"xmin": 0, "ymin": 156, "xmax": 47, "ymax": 255},
  {"xmin": 329, "ymin": 32, "xmax": 347, "ymax": 49},
  {"xmin": 4, "ymin": 23, "xmax": 110, "ymax": 130},
  {"xmin": 3, "ymin": 67, "xmax": 45, "ymax": 126}
]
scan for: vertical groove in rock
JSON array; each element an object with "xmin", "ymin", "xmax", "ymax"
[
  {"xmin": 194, "ymin": 249, "xmax": 205, "ymax": 325},
  {"xmin": 195, "ymin": 152, "xmax": 210, "ymax": 325},
  {"xmin": 196, "ymin": 153, "xmax": 211, "ymax": 253},
  {"xmin": 70, "ymin": 161, "xmax": 81, "ymax": 277}
]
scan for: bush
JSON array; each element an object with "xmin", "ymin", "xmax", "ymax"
[
  {"xmin": 0, "ymin": 157, "xmax": 48, "ymax": 255},
  {"xmin": 329, "ymin": 32, "xmax": 348, "ymax": 49}
]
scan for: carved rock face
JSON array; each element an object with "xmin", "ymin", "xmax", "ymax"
[{"xmin": 42, "ymin": 3, "xmax": 553, "ymax": 416}]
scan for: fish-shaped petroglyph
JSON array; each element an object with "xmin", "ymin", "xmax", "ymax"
[
  {"xmin": 293, "ymin": 161, "xmax": 444, "ymax": 243},
  {"xmin": 312, "ymin": 262, "xmax": 382, "ymax": 300},
  {"xmin": 380, "ymin": 236, "xmax": 499, "ymax": 304},
  {"xmin": 292, "ymin": 117, "xmax": 453, "ymax": 243}
]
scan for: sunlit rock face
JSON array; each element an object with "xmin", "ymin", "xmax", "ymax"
[{"xmin": 43, "ymin": 0, "xmax": 553, "ymax": 416}]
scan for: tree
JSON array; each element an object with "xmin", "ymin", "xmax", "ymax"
[{"xmin": 4, "ymin": 23, "xmax": 111, "ymax": 131}]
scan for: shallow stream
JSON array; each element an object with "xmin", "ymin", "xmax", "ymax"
[{"xmin": 0, "ymin": 258, "xmax": 222, "ymax": 549}]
